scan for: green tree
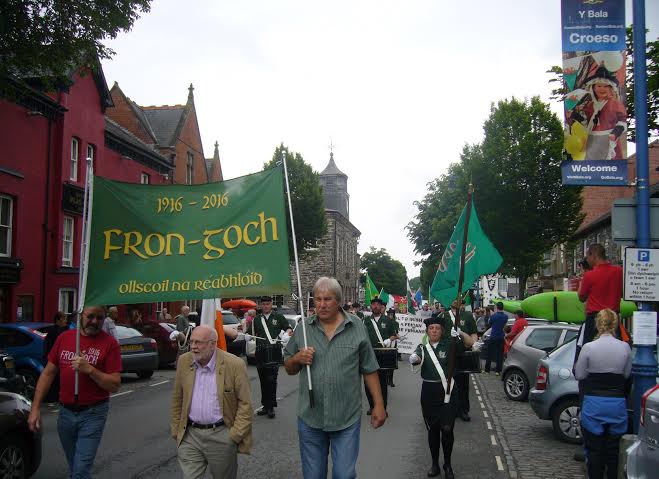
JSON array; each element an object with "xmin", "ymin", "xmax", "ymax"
[
  {"xmin": 0, "ymin": 1, "xmax": 151, "ymax": 83},
  {"xmin": 264, "ymin": 144, "xmax": 327, "ymax": 261},
  {"xmin": 408, "ymin": 97, "xmax": 584, "ymax": 298},
  {"xmin": 408, "ymin": 276, "xmax": 421, "ymax": 291},
  {"xmin": 360, "ymin": 247, "xmax": 407, "ymax": 295},
  {"xmin": 547, "ymin": 28, "xmax": 659, "ymax": 140}
]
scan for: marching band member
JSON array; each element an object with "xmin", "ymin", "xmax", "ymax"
[
  {"xmin": 410, "ymin": 315, "xmax": 463, "ymax": 478},
  {"xmin": 252, "ymin": 296, "xmax": 292, "ymax": 418},
  {"xmin": 364, "ymin": 297, "xmax": 397, "ymax": 414}
]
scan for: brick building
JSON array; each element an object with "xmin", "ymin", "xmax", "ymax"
[
  {"xmin": 281, "ymin": 152, "xmax": 361, "ymax": 311},
  {"xmin": 0, "ymin": 64, "xmax": 174, "ymax": 323},
  {"xmin": 534, "ymin": 141, "xmax": 659, "ymax": 292}
]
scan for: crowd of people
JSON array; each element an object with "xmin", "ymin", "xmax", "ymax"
[{"xmin": 23, "ymin": 243, "xmax": 641, "ymax": 479}]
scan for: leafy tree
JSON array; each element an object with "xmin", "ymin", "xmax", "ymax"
[
  {"xmin": 408, "ymin": 97, "xmax": 584, "ymax": 298},
  {"xmin": 264, "ymin": 144, "xmax": 327, "ymax": 261},
  {"xmin": 360, "ymin": 247, "xmax": 407, "ymax": 295},
  {"xmin": 408, "ymin": 276, "xmax": 421, "ymax": 291},
  {"xmin": 547, "ymin": 28, "xmax": 659, "ymax": 140},
  {"xmin": 0, "ymin": 1, "xmax": 151, "ymax": 83}
]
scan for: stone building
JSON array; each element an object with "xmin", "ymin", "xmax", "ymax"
[{"xmin": 281, "ymin": 152, "xmax": 361, "ymax": 311}]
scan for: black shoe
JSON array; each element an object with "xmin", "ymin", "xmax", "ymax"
[
  {"xmin": 390, "ymin": 383, "xmax": 396, "ymax": 388},
  {"xmin": 427, "ymin": 464, "xmax": 440, "ymax": 477},
  {"xmin": 573, "ymin": 452, "xmax": 585, "ymax": 462},
  {"xmin": 267, "ymin": 408, "xmax": 275, "ymax": 418},
  {"xmin": 256, "ymin": 408, "xmax": 268, "ymax": 416},
  {"xmin": 459, "ymin": 411, "xmax": 470, "ymax": 422},
  {"xmin": 443, "ymin": 465, "xmax": 454, "ymax": 479},
  {"xmin": 366, "ymin": 409, "xmax": 372, "ymax": 416}
]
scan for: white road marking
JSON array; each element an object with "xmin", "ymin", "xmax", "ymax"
[
  {"xmin": 483, "ymin": 410, "xmax": 489, "ymax": 418},
  {"xmin": 490, "ymin": 434, "xmax": 497, "ymax": 446},
  {"xmin": 487, "ymin": 421, "xmax": 492, "ymax": 430},
  {"xmin": 495, "ymin": 455, "xmax": 504, "ymax": 471},
  {"xmin": 111, "ymin": 390, "xmax": 133, "ymax": 398},
  {"xmin": 477, "ymin": 395, "xmax": 482, "ymax": 401},
  {"xmin": 149, "ymin": 380, "xmax": 170, "ymax": 387},
  {"xmin": 480, "ymin": 402, "xmax": 485, "ymax": 409}
]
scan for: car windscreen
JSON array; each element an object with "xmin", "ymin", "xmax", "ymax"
[
  {"xmin": 115, "ymin": 326, "xmax": 143, "ymax": 339},
  {"xmin": 220, "ymin": 313, "xmax": 239, "ymax": 324}
]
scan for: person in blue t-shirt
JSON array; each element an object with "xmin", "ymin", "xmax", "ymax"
[{"xmin": 485, "ymin": 302, "xmax": 508, "ymax": 374}]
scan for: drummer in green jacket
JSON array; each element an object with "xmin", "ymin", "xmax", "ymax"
[
  {"xmin": 363, "ymin": 297, "xmax": 397, "ymax": 413},
  {"xmin": 437, "ymin": 300, "xmax": 478, "ymax": 422},
  {"xmin": 252, "ymin": 296, "xmax": 292, "ymax": 418}
]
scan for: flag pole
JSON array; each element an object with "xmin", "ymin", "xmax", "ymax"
[
  {"xmin": 281, "ymin": 150, "xmax": 314, "ymax": 408},
  {"xmin": 446, "ymin": 183, "xmax": 473, "ymax": 397},
  {"xmin": 74, "ymin": 157, "xmax": 94, "ymax": 403}
]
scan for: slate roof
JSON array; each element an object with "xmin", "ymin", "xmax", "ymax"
[
  {"xmin": 142, "ymin": 106, "xmax": 186, "ymax": 147},
  {"xmin": 320, "ymin": 152, "xmax": 347, "ymax": 177}
]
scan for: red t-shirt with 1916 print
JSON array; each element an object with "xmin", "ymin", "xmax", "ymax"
[{"xmin": 48, "ymin": 329, "xmax": 122, "ymax": 405}]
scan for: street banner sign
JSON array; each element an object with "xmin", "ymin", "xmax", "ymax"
[
  {"xmin": 560, "ymin": 0, "xmax": 628, "ymax": 186},
  {"xmin": 624, "ymin": 248, "xmax": 659, "ymax": 302},
  {"xmin": 85, "ymin": 168, "xmax": 291, "ymax": 305}
]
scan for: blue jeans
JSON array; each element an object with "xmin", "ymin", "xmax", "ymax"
[
  {"xmin": 57, "ymin": 401, "xmax": 109, "ymax": 479},
  {"xmin": 297, "ymin": 417, "xmax": 361, "ymax": 479}
]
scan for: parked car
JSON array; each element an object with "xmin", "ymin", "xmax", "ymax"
[
  {"xmin": 626, "ymin": 384, "xmax": 659, "ymax": 478},
  {"xmin": 115, "ymin": 326, "xmax": 159, "ymax": 379},
  {"xmin": 275, "ymin": 307, "xmax": 302, "ymax": 325},
  {"xmin": 477, "ymin": 316, "xmax": 550, "ymax": 357},
  {"xmin": 0, "ymin": 391, "xmax": 42, "ymax": 478},
  {"xmin": 502, "ymin": 323, "xmax": 579, "ymax": 401},
  {"xmin": 0, "ymin": 323, "xmax": 51, "ymax": 399},
  {"xmin": 136, "ymin": 322, "xmax": 179, "ymax": 366},
  {"xmin": 0, "ymin": 353, "xmax": 26, "ymax": 395},
  {"xmin": 528, "ymin": 338, "xmax": 582, "ymax": 443}
]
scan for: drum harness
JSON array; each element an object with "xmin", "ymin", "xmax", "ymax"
[
  {"xmin": 369, "ymin": 317, "xmax": 387, "ymax": 346},
  {"xmin": 177, "ymin": 325, "xmax": 194, "ymax": 353},
  {"xmin": 252, "ymin": 316, "xmax": 281, "ymax": 344}
]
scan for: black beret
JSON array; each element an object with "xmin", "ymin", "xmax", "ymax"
[
  {"xmin": 260, "ymin": 296, "xmax": 273, "ymax": 302},
  {"xmin": 370, "ymin": 297, "xmax": 386, "ymax": 306}
]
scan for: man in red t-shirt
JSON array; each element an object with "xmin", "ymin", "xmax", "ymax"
[
  {"xmin": 504, "ymin": 310, "xmax": 528, "ymax": 355},
  {"xmin": 28, "ymin": 305, "xmax": 122, "ymax": 478},
  {"xmin": 576, "ymin": 243, "xmax": 625, "ymax": 362}
]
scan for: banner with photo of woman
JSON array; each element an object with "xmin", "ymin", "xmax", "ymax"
[{"xmin": 560, "ymin": 0, "xmax": 628, "ymax": 186}]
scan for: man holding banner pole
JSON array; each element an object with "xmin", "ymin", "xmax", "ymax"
[{"xmin": 284, "ymin": 277, "xmax": 386, "ymax": 478}]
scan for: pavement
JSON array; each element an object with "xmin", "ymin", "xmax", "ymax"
[
  {"xmin": 31, "ymin": 357, "xmax": 581, "ymax": 478},
  {"xmin": 474, "ymin": 371, "xmax": 586, "ymax": 479}
]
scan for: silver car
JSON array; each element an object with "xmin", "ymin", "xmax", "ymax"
[
  {"xmin": 528, "ymin": 338, "xmax": 582, "ymax": 444},
  {"xmin": 502, "ymin": 324, "xmax": 579, "ymax": 401},
  {"xmin": 626, "ymin": 384, "xmax": 659, "ymax": 478}
]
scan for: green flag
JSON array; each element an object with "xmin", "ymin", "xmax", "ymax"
[
  {"xmin": 430, "ymin": 200, "xmax": 502, "ymax": 308},
  {"xmin": 85, "ymin": 168, "xmax": 291, "ymax": 305},
  {"xmin": 364, "ymin": 272, "xmax": 379, "ymax": 306}
]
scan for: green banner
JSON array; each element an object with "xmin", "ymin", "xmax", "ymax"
[{"xmin": 85, "ymin": 168, "xmax": 291, "ymax": 305}]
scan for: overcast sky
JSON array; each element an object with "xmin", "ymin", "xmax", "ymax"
[{"xmin": 101, "ymin": 0, "xmax": 659, "ymax": 281}]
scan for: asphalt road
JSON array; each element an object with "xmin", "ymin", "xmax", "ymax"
[{"xmin": 33, "ymin": 359, "xmax": 507, "ymax": 478}]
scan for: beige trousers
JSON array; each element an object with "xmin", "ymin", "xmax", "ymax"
[{"xmin": 177, "ymin": 425, "xmax": 238, "ymax": 479}]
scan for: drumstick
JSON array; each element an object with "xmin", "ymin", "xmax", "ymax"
[{"xmin": 250, "ymin": 334, "xmax": 284, "ymax": 343}]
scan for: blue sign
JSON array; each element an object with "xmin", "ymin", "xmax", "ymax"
[
  {"xmin": 561, "ymin": 0, "xmax": 626, "ymax": 52},
  {"xmin": 561, "ymin": 159, "xmax": 628, "ymax": 186},
  {"xmin": 638, "ymin": 250, "xmax": 650, "ymax": 262}
]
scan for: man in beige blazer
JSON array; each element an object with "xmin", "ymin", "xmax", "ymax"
[{"xmin": 171, "ymin": 325, "xmax": 252, "ymax": 479}]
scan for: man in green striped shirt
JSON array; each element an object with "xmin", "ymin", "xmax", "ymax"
[{"xmin": 284, "ymin": 277, "xmax": 386, "ymax": 478}]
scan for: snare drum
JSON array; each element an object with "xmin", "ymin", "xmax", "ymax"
[
  {"xmin": 255, "ymin": 343, "xmax": 283, "ymax": 367},
  {"xmin": 374, "ymin": 348, "xmax": 398, "ymax": 370},
  {"xmin": 456, "ymin": 350, "xmax": 481, "ymax": 374}
]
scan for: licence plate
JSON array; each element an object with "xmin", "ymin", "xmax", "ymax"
[{"xmin": 121, "ymin": 344, "xmax": 143, "ymax": 352}]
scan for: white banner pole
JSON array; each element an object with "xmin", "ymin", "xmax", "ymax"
[
  {"xmin": 280, "ymin": 149, "xmax": 314, "ymax": 408},
  {"xmin": 74, "ymin": 157, "xmax": 94, "ymax": 403}
]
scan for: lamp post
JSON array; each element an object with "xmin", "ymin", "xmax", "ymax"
[{"xmin": 631, "ymin": 0, "xmax": 657, "ymax": 433}]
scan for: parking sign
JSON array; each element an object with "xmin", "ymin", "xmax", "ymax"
[{"xmin": 624, "ymin": 248, "xmax": 659, "ymax": 302}]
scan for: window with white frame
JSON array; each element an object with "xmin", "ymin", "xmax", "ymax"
[
  {"xmin": 58, "ymin": 288, "xmax": 77, "ymax": 316},
  {"xmin": 0, "ymin": 195, "xmax": 13, "ymax": 257},
  {"xmin": 140, "ymin": 173, "xmax": 150, "ymax": 184},
  {"xmin": 62, "ymin": 216, "xmax": 74, "ymax": 267},
  {"xmin": 70, "ymin": 138, "xmax": 79, "ymax": 181}
]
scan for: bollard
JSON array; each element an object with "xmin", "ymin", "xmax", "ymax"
[{"xmin": 618, "ymin": 434, "xmax": 636, "ymax": 479}]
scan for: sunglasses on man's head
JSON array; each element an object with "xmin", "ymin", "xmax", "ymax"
[{"xmin": 86, "ymin": 314, "xmax": 105, "ymax": 321}]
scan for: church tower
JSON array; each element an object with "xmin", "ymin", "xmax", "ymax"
[{"xmin": 319, "ymin": 151, "xmax": 349, "ymax": 219}]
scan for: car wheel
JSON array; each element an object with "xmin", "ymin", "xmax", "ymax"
[
  {"xmin": 0, "ymin": 434, "xmax": 29, "ymax": 479},
  {"xmin": 503, "ymin": 369, "xmax": 529, "ymax": 401},
  {"xmin": 137, "ymin": 370, "xmax": 154, "ymax": 379},
  {"xmin": 17, "ymin": 368, "xmax": 38, "ymax": 400},
  {"xmin": 551, "ymin": 398, "xmax": 582, "ymax": 444}
]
